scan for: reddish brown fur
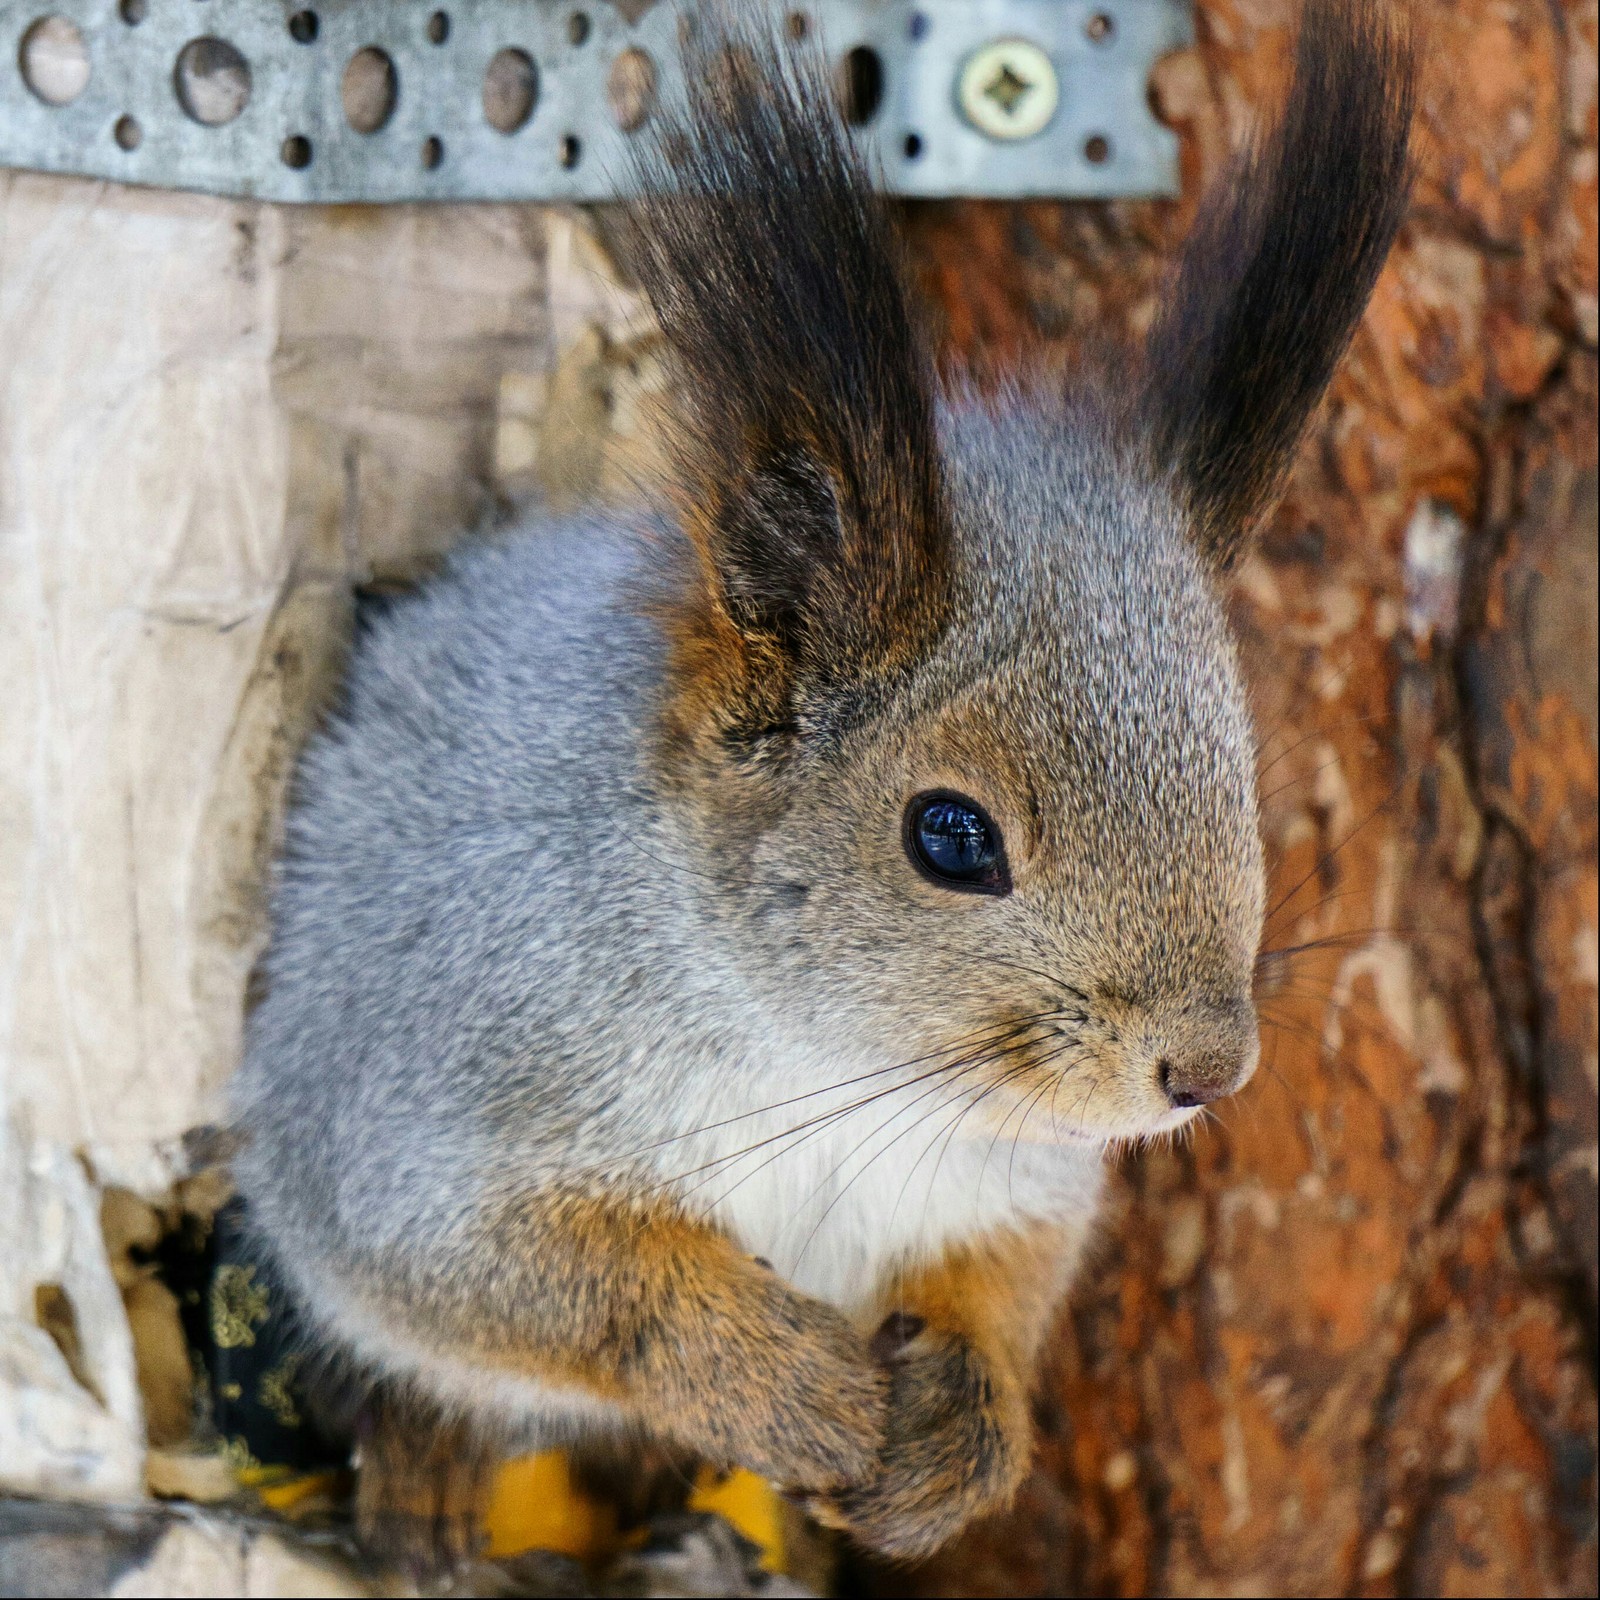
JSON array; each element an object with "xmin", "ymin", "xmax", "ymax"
[
  {"xmin": 347, "ymin": 1189, "xmax": 888, "ymax": 1499},
  {"xmin": 353, "ymin": 1203, "xmax": 1078, "ymax": 1574}
]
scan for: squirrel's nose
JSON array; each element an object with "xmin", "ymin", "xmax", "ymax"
[{"xmin": 1158, "ymin": 1037, "xmax": 1257, "ymax": 1109}]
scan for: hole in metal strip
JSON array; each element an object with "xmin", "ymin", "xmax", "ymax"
[
  {"xmin": 342, "ymin": 46, "xmax": 397, "ymax": 134},
  {"xmin": 607, "ymin": 47, "xmax": 655, "ymax": 133},
  {"xmin": 837, "ymin": 44, "xmax": 883, "ymax": 126},
  {"xmin": 19, "ymin": 16, "xmax": 91, "ymax": 106},
  {"xmin": 174, "ymin": 38, "xmax": 252, "ymax": 128},
  {"xmin": 484, "ymin": 47, "xmax": 537, "ymax": 134}
]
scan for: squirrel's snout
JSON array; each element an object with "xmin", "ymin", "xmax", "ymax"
[
  {"xmin": 1159, "ymin": 1054, "xmax": 1239, "ymax": 1108},
  {"xmin": 1155, "ymin": 1014, "xmax": 1259, "ymax": 1109}
]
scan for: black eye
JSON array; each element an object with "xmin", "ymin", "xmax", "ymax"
[{"xmin": 904, "ymin": 792, "xmax": 1010, "ymax": 895}]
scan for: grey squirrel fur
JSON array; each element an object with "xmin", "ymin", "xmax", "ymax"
[{"xmin": 231, "ymin": 1, "xmax": 1414, "ymax": 1564}]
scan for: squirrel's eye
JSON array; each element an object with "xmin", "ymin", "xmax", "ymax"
[{"xmin": 904, "ymin": 792, "xmax": 1011, "ymax": 895}]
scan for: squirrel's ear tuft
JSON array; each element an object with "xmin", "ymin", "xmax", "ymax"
[
  {"xmin": 1143, "ymin": 0, "xmax": 1416, "ymax": 566},
  {"xmin": 631, "ymin": 28, "xmax": 949, "ymax": 741}
]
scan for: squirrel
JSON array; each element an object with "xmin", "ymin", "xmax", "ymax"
[{"xmin": 230, "ymin": 0, "xmax": 1414, "ymax": 1571}]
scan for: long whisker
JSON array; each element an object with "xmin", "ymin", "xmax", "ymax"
[
  {"xmin": 1263, "ymin": 776, "xmax": 1407, "ymax": 929},
  {"xmin": 905, "ymin": 1059, "xmax": 1048, "ymax": 1247},
  {"xmin": 1258, "ymin": 885, "xmax": 1387, "ymax": 939},
  {"xmin": 1258, "ymin": 1006, "xmax": 1399, "ymax": 1063},
  {"xmin": 973, "ymin": 1041, "xmax": 1079, "ymax": 1197},
  {"xmin": 1249, "ymin": 655, "xmax": 1378, "ymax": 767},
  {"xmin": 1257, "ymin": 927, "xmax": 1399, "ymax": 966},
  {"xmin": 783, "ymin": 1023, "xmax": 1092, "ymax": 1280},
  {"xmin": 982, "ymin": 953, "xmax": 1090, "ymax": 1006},
  {"xmin": 915, "ymin": 1048, "xmax": 1077, "ymax": 1225},
  {"xmin": 717, "ymin": 1048, "xmax": 1038, "ymax": 1276},
  {"xmin": 674, "ymin": 1024, "xmax": 1056, "ymax": 1212},
  {"xmin": 1254, "ymin": 705, "xmax": 1386, "ymax": 785},
  {"xmin": 659, "ymin": 1054, "xmax": 986, "ymax": 1202},
  {"xmin": 614, "ymin": 1011, "xmax": 1052, "ymax": 1165},
  {"xmin": 1258, "ymin": 747, "xmax": 1363, "ymax": 806},
  {"xmin": 1007, "ymin": 1075, "xmax": 1067, "ymax": 1206},
  {"xmin": 787, "ymin": 1068, "xmax": 1018, "ymax": 1273}
]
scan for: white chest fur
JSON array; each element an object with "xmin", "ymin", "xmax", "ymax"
[{"xmin": 666, "ymin": 1077, "xmax": 1107, "ymax": 1310}]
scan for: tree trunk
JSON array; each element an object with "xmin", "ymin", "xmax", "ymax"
[{"xmin": 867, "ymin": 2, "xmax": 1598, "ymax": 1593}]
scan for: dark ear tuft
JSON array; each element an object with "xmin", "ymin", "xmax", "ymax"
[
  {"xmin": 631, "ymin": 27, "xmax": 949, "ymax": 735},
  {"xmin": 1144, "ymin": 1, "xmax": 1416, "ymax": 565}
]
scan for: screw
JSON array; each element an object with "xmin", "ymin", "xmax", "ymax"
[{"xmin": 956, "ymin": 38, "xmax": 1059, "ymax": 141}]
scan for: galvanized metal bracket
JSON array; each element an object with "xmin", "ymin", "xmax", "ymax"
[{"xmin": 1, "ymin": 1, "xmax": 1190, "ymax": 203}]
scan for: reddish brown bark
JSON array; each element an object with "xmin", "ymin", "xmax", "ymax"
[{"xmin": 873, "ymin": 3, "xmax": 1599, "ymax": 1593}]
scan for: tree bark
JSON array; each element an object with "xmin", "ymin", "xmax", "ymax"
[{"xmin": 870, "ymin": 2, "xmax": 1599, "ymax": 1593}]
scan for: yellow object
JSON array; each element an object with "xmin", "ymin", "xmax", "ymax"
[
  {"xmin": 254, "ymin": 1468, "xmax": 344, "ymax": 1513},
  {"xmin": 236, "ymin": 1449, "xmax": 786, "ymax": 1572},
  {"xmin": 688, "ymin": 1466, "xmax": 786, "ymax": 1574},
  {"xmin": 481, "ymin": 1452, "xmax": 786, "ymax": 1575},
  {"xmin": 483, "ymin": 1450, "xmax": 616, "ymax": 1561}
]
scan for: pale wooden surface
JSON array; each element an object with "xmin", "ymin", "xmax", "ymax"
[{"xmin": 0, "ymin": 171, "xmax": 660, "ymax": 1508}]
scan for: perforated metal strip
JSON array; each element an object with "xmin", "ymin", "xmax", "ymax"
[{"xmin": 1, "ymin": 1, "xmax": 1190, "ymax": 203}]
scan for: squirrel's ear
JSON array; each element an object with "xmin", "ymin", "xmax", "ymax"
[
  {"xmin": 1143, "ymin": 1, "xmax": 1415, "ymax": 567},
  {"xmin": 632, "ymin": 35, "xmax": 949, "ymax": 739}
]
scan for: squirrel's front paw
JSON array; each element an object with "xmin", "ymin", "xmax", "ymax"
[
  {"xmin": 694, "ymin": 1282, "xmax": 888, "ymax": 1495},
  {"xmin": 808, "ymin": 1320, "xmax": 1029, "ymax": 1561}
]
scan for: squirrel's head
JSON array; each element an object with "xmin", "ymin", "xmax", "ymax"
[{"xmin": 635, "ymin": 6, "xmax": 1412, "ymax": 1144}]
